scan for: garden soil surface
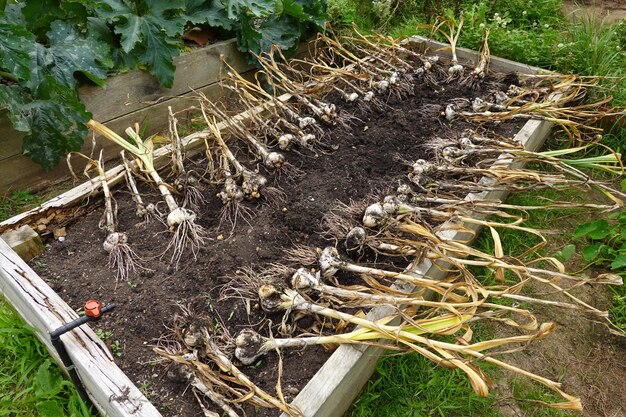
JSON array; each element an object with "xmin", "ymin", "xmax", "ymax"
[{"xmin": 34, "ymin": 73, "xmax": 524, "ymax": 417}]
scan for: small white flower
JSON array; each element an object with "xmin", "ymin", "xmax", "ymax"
[
  {"xmin": 557, "ymin": 43, "xmax": 564, "ymax": 48},
  {"xmin": 532, "ymin": 21, "xmax": 538, "ymax": 27},
  {"xmin": 522, "ymin": 10, "xmax": 527, "ymax": 15},
  {"xmin": 479, "ymin": 23, "xmax": 485, "ymax": 29},
  {"xmin": 502, "ymin": 21, "xmax": 507, "ymax": 27},
  {"xmin": 544, "ymin": 23, "xmax": 550, "ymax": 28}
]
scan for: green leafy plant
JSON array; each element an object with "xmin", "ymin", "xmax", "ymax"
[
  {"xmin": 0, "ymin": 0, "xmax": 326, "ymax": 171},
  {"xmin": 110, "ymin": 340, "xmax": 123, "ymax": 357},
  {"xmin": 573, "ymin": 214, "xmax": 626, "ymax": 271},
  {"xmin": 573, "ymin": 210, "xmax": 626, "ymax": 332},
  {"xmin": 0, "ymin": 189, "xmax": 43, "ymax": 222},
  {"xmin": 0, "ymin": 298, "xmax": 93, "ymax": 416},
  {"xmin": 94, "ymin": 329, "xmax": 113, "ymax": 341}
]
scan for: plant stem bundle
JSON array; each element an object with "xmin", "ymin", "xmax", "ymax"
[{"xmin": 87, "ymin": 120, "xmax": 207, "ymax": 268}]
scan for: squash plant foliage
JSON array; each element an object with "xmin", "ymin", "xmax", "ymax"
[{"xmin": 0, "ymin": 0, "xmax": 326, "ymax": 171}]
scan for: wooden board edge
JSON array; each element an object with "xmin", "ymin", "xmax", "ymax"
[
  {"xmin": 0, "ymin": 237, "xmax": 161, "ymax": 416},
  {"xmin": 406, "ymin": 36, "xmax": 552, "ymax": 75}
]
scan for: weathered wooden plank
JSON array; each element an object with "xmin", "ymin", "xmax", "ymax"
[
  {"xmin": 0, "ymin": 71, "xmax": 255, "ymax": 194},
  {"xmin": 410, "ymin": 36, "xmax": 552, "ymax": 75},
  {"xmin": 80, "ymin": 38, "xmax": 253, "ymax": 124},
  {"xmin": 0, "ymin": 237, "xmax": 162, "ymax": 416},
  {"xmin": 0, "ymin": 111, "xmax": 24, "ymax": 158},
  {"xmin": 282, "ymin": 40, "xmax": 553, "ymax": 417}
]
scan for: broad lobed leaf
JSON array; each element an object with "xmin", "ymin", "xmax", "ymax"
[
  {"xmin": 47, "ymin": 20, "xmax": 111, "ymax": 88},
  {"xmin": 0, "ymin": 19, "xmax": 35, "ymax": 81},
  {"xmin": 185, "ymin": 0, "xmax": 233, "ymax": 30},
  {"xmin": 226, "ymin": 0, "xmax": 275, "ymax": 20},
  {"xmin": 0, "ymin": 81, "xmax": 91, "ymax": 171},
  {"xmin": 94, "ymin": 0, "xmax": 186, "ymax": 87}
]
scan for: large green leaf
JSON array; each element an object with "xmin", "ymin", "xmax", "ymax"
[
  {"xmin": 300, "ymin": 0, "xmax": 327, "ymax": 26},
  {"xmin": 572, "ymin": 219, "xmax": 610, "ymax": 240},
  {"xmin": 582, "ymin": 243, "xmax": 606, "ymax": 261},
  {"xmin": 36, "ymin": 400, "xmax": 65, "ymax": 417},
  {"xmin": 21, "ymin": 1, "xmax": 89, "ymax": 37},
  {"xmin": 87, "ymin": 16, "xmax": 138, "ymax": 71},
  {"xmin": 0, "ymin": 84, "xmax": 30, "ymax": 132},
  {"xmin": 46, "ymin": 20, "xmax": 111, "ymax": 88},
  {"xmin": 95, "ymin": 0, "xmax": 186, "ymax": 87},
  {"xmin": 236, "ymin": 13, "xmax": 263, "ymax": 53},
  {"xmin": 185, "ymin": 0, "xmax": 233, "ymax": 30},
  {"xmin": 611, "ymin": 255, "xmax": 626, "ymax": 270},
  {"xmin": 280, "ymin": 0, "xmax": 312, "ymax": 20},
  {"xmin": 258, "ymin": 16, "xmax": 302, "ymax": 51},
  {"xmin": 22, "ymin": 21, "xmax": 111, "ymax": 94},
  {"xmin": 137, "ymin": 25, "xmax": 179, "ymax": 88},
  {"xmin": 26, "ymin": 44, "xmax": 53, "ymax": 94},
  {"xmin": 225, "ymin": 0, "xmax": 276, "ymax": 20},
  {"xmin": 0, "ymin": 19, "xmax": 35, "ymax": 81},
  {"xmin": 34, "ymin": 360, "xmax": 63, "ymax": 397},
  {"xmin": 21, "ymin": 101, "xmax": 90, "ymax": 171},
  {"xmin": 1, "ymin": 80, "xmax": 90, "ymax": 171}
]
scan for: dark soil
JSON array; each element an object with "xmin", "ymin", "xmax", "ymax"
[{"xmin": 33, "ymin": 72, "xmax": 523, "ymax": 417}]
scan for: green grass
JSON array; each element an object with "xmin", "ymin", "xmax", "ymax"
[
  {"xmin": 609, "ymin": 285, "xmax": 626, "ymax": 333},
  {"xmin": 0, "ymin": 298, "xmax": 93, "ymax": 417},
  {"xmin": 0, "ymin": 189, "xmax": 43, "ymax": 222},
  {"xmin": 510, "ymin": 378, "xmax": 576, "ymax": 417},
  {"xmin": 1, "ymin": 189, "xmax": 93, "ymax": 415},
  {"xmin": 349, "ymin": 352, "xmax": 501, "ymax": 417}
]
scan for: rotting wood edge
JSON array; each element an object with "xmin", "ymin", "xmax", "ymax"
[{"xmin": 0, "ymin": 37, "xmax": 553, "ymax": 417}]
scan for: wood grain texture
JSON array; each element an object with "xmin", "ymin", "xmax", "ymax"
[
  {"xmin": 282, "ymin": 40, "xmax": 553, "ymax": 417},
  {"xmin": 79, "ymin": 39, "xmax": 252, "ymax": 123},
  {"xmin": 0, "ymin": 236, "xmax": 162, "ymax": 416}
]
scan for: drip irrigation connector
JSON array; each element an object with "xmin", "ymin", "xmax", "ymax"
[{"xmin": 49, "ymin": 300, "xmax": 117, "ymax": 410}]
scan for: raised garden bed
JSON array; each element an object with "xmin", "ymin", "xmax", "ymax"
[{"xmin": 1, "ymin": 33, "xmax": 619, "ymax": 417}]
